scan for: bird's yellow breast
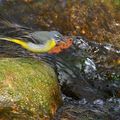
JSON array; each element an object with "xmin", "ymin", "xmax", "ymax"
[{"xmin": 0, "ymin": 37, "xmax": 56, "ymax": 53}]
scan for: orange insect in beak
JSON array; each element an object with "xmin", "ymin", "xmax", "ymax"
[{"xmin": 48, "ymin": 38, "xmax": 73, "ymax": 54}]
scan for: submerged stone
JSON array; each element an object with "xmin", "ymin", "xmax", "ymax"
[{"xmin": 0, "ymin": 58, "xmax": 62, "ymax": 119}]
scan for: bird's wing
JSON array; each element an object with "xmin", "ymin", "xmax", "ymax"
[{"xmin": 30, "ymin": 31, "xmax": 52, "ymax": 44}]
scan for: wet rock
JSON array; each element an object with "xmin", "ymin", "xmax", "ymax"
[
  {"xmin": 55, "ymin": 105, "xmax": 111, "ymax": 120},
  {"xmin": 55, "ymin": 36, "xmax": 120, "ymax": 100},
  {"xmin": 54, "ymin": 97, "xmax": 120, "ymax": 120},
  {"xmin": 0, "ymin": 58, "xmax": 62, "ymax": 119}
]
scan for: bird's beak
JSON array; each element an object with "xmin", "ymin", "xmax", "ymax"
[
  {"xmin": 56, "ymin": 36, "xmax": 73, "ymax": 47},
  {"xmin": 60, "ymin": 36, "xmax": 69, "ymax": 43},
  {"xmin": 60, "ymin": 36, "xmax": 64, "ymax": 41}
]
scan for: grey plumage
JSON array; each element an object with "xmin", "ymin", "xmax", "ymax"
[{"xmin": 30, "ymin": 31, "xmax": 63, "ymax": 44}]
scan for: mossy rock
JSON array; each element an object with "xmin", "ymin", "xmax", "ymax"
[{"xmin": 0, "ymin": 58, "xmax": 62, "ymax": 120}]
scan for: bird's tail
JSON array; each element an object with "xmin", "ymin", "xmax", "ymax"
[{"xmin": 0, "ymin": 36, "xmax": 29, "ymax": 51}]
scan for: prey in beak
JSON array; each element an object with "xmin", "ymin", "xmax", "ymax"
[{"xmin": 48, "ymin": 37, "xmax": 73, "ymax": 54}]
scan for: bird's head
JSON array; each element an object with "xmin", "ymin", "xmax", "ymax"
[
  {"xmin": 49, "ymin": 31, "xmax": 63, "ymax": 43},
  {"xmin": 48, "ymin": 31, "xmax": 73, "ymax": 54}
]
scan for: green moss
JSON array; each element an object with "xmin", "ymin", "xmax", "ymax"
[{"xmin": 0, "ymin": 58, "xmax": 62, "ymax": 119}]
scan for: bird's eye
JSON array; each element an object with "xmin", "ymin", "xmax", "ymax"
[{"xmin": 54, "ymin": 34, "xmax": 63, "ymax": 42}]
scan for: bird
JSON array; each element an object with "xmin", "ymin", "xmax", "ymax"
[
  {"xmin": 0, "ymin": 18, "xmax": 73, "ymax": 55},
  {"xmin": 0, "ymin": 31, "xmax": 64, "ymax": 53}
]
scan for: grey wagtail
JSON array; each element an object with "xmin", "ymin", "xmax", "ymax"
[{"xmin": 0, "ymin": 31, "xmax": 64, "ymax": 53}]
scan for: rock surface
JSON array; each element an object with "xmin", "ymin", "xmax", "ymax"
[
  {"xmin": 52, "ymin": 36, "xmax": 120, "ymax": 120},
  {"xmin": 54, "ymin": 97, "xmax": 120, "ymax": 120},
  {"xmin": 55, "ymin": 36, "xmax": 120, "ymax": 101}
]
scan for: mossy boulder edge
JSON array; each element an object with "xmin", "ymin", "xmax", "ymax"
[{"xmin": 0, "ymin": 58, "xmax": 62, "ymax": 120}]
